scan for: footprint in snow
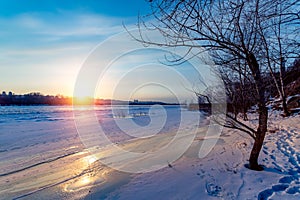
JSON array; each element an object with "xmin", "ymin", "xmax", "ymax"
[
  {"xmin": 272, "ymin": 184, "xmax": 289, "ymax": 192},
  {"xmin": 258, "ymin": 188, "xmax": 273, "ymax": 200},
  {"xmin": 279, "ymin": 176, "xmax": 295, "ymax": 184},
  {"xmin": 258, "ymin": 183, "xmax": 297, "ymax": 199},
  {"xmin": 286, "ymin": 186, "xmax": 300, "ymax": 194},
  {"xmin": 206, "ymin": 182, "xmax": 223, "ymax": 197}
]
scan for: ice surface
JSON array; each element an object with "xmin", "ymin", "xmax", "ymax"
[{"xmin": 0, "ymin": 105, "xmax": 299, "ymax": 200}]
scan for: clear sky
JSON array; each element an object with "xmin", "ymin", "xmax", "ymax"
[{"xmin": 0, "ymin": 0, "xmax": 204, "ymax": 103}]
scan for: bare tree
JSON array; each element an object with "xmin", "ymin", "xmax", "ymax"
[
  {"xmin": 135, "ymin": 0, "xmax": 300, "ymax": 170},
  {"xmin": 258, "ymin": 1, "xmax": 299, "ymax": 116},
  {"xmin": 218, "ymin": 59, "xmax": 257, "ymax": 121}
]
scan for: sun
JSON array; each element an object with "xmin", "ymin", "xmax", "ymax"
[{"xmin": 72, "ymin": 96, "xmax": 94, "ymax": 105}]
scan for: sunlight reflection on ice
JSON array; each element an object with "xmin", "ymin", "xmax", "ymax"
[
  {"xmin": 80, "ymin": 175, "xmax": 92, "ymax": 185},
  {"xmin": 86, "ymin": 155, "xmax": 97, "ymax": 164},
  {"xmin": 63, "ymin": 154, "xmax": 103, "ymax": 193}
]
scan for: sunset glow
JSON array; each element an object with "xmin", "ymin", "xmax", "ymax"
[{"xmin": 0, "ymin": 0, "xmax": 151, "ymax": 99}]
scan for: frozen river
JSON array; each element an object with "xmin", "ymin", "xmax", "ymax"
[{"xmin": 0, "ymin": 105, "xmax": 200, "ymax": 199}]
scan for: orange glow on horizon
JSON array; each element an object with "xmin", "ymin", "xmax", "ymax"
[{"xmin": 72, "ymin": 96, "xmax": 94, "ymax": 105}]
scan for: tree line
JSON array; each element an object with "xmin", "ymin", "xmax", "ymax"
[
  {"xmin": 0, "ymin": 92, "xmax": 179, "ymax": 106},
  {"xmin": 0, "ymin": 92, "xmax": 72, "ymax": 106}
]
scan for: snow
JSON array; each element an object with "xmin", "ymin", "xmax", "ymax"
[
  {"xmin": 105, "ymin": 113, "xmax": 300, "ymax": 200},
  {"xmin": 287, "ymin": 94, "xmax": 300, "ymax": 103},
  {"xmin": 0, "ymin": 105, "xmax": 299, "ymax": 200}
]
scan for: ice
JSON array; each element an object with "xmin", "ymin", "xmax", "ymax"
[{"xmin": 0, "ymin": 105, "xmax": 299, "ymax": 200}]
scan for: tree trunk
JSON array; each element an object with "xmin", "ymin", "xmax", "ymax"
[
  {"xmin": 249, "ymin": 106, "xmax": 268, "ymax": 170},
  {"xmin": 242, "ymin": 112, "xmax": 248, "ymax": 121},
  {"xmin": 282, "ymin": 95, "xmax": 290, "ymax": 117},
  {"xmin": 279, "ymin": 65, "xmax": 290, "ymax": 116},
  {"xmin": 247, "ymin": 53, "xmax": 268, "ymax": 171}
]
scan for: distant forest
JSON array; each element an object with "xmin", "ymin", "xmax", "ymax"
[
  {"xmin": 0, "ymin": 92, "xmax": 72, "ymax": 106},
  {"xmin": 0, "ymin": 92, "xmax": 178, "ymax": 106}
]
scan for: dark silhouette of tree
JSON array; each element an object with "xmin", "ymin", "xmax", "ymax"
[
  {"xmin": 0, "ymin": 92, "xmax": 72, "ymax": 106},
  {"xmin": 135, "ymin": 0, "xmax": 299, "ymax": 170},
  {"xmin": 218, "ymin": 60, "xmax": 257, "ymax": 121}
]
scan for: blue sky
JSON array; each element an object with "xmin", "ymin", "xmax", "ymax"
[
  {"xmin": 0, "ymin": 0, "xmax": 205, "ymax": 103},
  {"xmin": 0, "ymin": 0, "xmax": 151, "ymax": 17},
  {"xmin": 0, "ymin": 1, "xmax": 151, "ymax": 95}
]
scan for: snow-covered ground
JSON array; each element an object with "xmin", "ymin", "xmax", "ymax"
[
  {"xmin": 105, "ymin": 112, "xmax": 300, "ymax": 200},
  {"xmin": 0, "ymin": 106, "xmax": 299, "ymax": 200}
]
